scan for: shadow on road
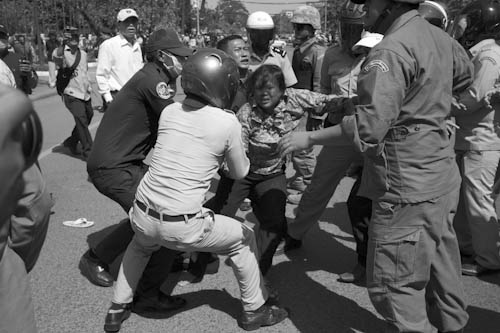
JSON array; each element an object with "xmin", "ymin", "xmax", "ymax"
[
  {"xmin": 465, "ymin": 305, "xmax": 500, "ymax": 333},
  {"xmin": 133, "ymin": 289, "xmax": 241, "ymax": 321}
]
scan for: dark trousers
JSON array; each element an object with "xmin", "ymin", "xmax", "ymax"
[
  {"xmin": 88, "ymin": 163, "xmax": 177, "ymax": 297},
  {"xmin": 204, "ymin": 171, "xmax": 235, "ymax": 214},
  {"xmin": 63, "ymin": 95, "xmax": 93, "ymax": 156},
  {"xmin": 346, "ymin": 175, "xmax": 371, "ymax": 267},
  {"xmin": 219, "ymin": 172, "xmax": 287, "ymax": 275}
]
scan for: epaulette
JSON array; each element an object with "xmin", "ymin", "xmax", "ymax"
[
  {"xmin": 223, "ymin": 108, "xmax": 236, "ymax": 115},
  {"xmin": 271, "ymin": 46, "xmax": 287, "ymax": 57}
]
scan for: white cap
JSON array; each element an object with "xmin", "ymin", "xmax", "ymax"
[
  {"xmin": 117, "ymin": 8, "xmax": 138, "ymax": 22},
  {"xmin": 352, "ymin": 31, "xmax": 384, "ymax": 53},
  {"xmin": 246, "ymin": 11, "xmax": 274, "ymax": 30}
]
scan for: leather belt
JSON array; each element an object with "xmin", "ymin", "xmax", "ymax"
[{"xmin": 135, "ymin": 200, "xmax": 197, "ymax": 222}]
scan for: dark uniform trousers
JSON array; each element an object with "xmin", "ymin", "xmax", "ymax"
[
  {"xmin": 346, "ymin": 172, "xmax": 371, "ymax": 267},
  {"xmin": 63, "ymin": 94, "xmax": 94, "ymax": 157},
  {"xmin": 367, "ymin": 186, "xmax": 468, "ymax": 332},
  {"xmin": 89, "ymin": 163, "xmax": 178, "ymax": 297}
]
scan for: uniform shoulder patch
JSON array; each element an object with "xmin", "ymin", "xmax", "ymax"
[
  {"xmin": 156, "ymin": 82, "xmax": 174, "ymax": 99},
  {"xmin": 271, "ymin": 46, "xmax": 287, "ymax": 57},
  {"xmin": 363, "ymin": 59, "xmax": 389, "ymax": 73}
]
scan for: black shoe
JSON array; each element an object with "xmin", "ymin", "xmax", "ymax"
[
  {"xmin": 79, "ymin": 250, "xmax": 113, "ymax": 287},
  {"xmin": 338, "ymin": 263, "xmax": 366, "ymax": 283},
  {"xmin": 62, "ymin": 138, "xmax": 79, "ymax": 156},
  {"xmin": 239, "ymin": 303, "xmax": 288, "ymax": 331},
  {"xmin": 284, "ymin": 235, "xmax": 302, "ymax": 253},
  {"xmin": 104, "ymin": 302, "xmax": 131, "ymax": 332},
  {"xmin": 132, "ymin": 292, "xmax": 186, "ymax": 314}
]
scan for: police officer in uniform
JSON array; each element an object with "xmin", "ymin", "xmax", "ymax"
[
  {"xmin": 283, "ymin": 1, "xmax": 371, "ymax": 285},
  {"xmin": 246, "ymin": 11, "xmax": 297, "ymax": 88},
  {"xmin": 279, "ymin": 0, "xmax": 473, "ymax": 331},
  {"xmin": 287, "ymin": 5, "xmax": 326, "ymax": 204},
  {"xmin": 449, "ymin": 0, "xmax": 500, "ymax": 276},
  {"xmin": 81, "ymin": 29, "xmax": 193, "ymax": 316}
]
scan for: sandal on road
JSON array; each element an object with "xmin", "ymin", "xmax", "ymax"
[{"xmin": 62, "ymin": 218, "xmax": 94, "ymax": 228}]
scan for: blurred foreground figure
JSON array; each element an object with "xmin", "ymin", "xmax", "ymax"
[{"xmin": 0, "ymin": 85, "xmax": 49, "ymax": 333}]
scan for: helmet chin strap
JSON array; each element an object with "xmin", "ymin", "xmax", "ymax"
[{"xmin": 367, "ymin": 1, "xmax": 396, "ymax": 34}]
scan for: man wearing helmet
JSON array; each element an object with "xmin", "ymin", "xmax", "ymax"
[
  {"xmin": 105, "ymin": 49, "xmax": 289, "ymax": 332},
  {"xmin": 448, "ymin": 0, "xmax": 500, "ymax": 277},
  {"xmin": 246, "ymin": 11, "xmax": 297, "ymax": 87},
  {"xmin": 418, "ymin": 0, "xmax": 449, "ymax": 30},
  {"xmin": 287, "ymin": 5, "xmax": 326, "ymax": 204},
  {"xmin": 284, "ymin": 0, "xmax": 374, "ymax": 285},
  {"xmin": 83, "ymin": 29, "xmax": 193, "ymax": 329},
  {"xmin": 278, "ymin": 0, "xmax": 473, "ymax": 331}
]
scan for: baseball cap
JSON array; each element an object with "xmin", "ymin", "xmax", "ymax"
[
  {"xmin": 117, "ymin": 8, "xmax": 138, "ymax": 22},
  {"xmin": 145, "ymin": 28, "xmax": 193, "ymax": 57},
  {"xmin": 0, "ymin": 25, "xmax": 9, "ymax": 38},
  {"xmin": 352, "ymin": 31, "xmax": 384, "ymax": 52}
]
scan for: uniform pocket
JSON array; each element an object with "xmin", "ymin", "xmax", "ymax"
[{"xmin": 371, "ymin": 228, "xmax": 421, "ymax": 284}]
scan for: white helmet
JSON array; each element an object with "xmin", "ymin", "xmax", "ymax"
[{"xmin": 246, "ymin": 11, "xmax": 274, "ymax": 30}]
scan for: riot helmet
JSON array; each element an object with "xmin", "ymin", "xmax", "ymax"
[
  {"xmin": 449, "ymin": 0, "xmax": 500, "ymax": 49},
  {"xmin": 181, "ymin": 48, "xmax": 240, "ymax": 109},
  {"xmin": 419, "ymin": 1, "xmax": 449, "ymax": 30},
  {"xmin": 339, "ymin": 0, "xmax": 365, "ymax": 52},
  {"xmin": 291, "ymin": 5, "xmax": 322, "ymax": 30},
  {"xmin": 246, "ymin": 11, "xmax": 275, "ymax": 51}
]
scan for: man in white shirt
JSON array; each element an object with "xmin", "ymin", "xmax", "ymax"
[
  {"xmin": 96, "ymin": 8, "xmax": 143, "ymax": 108},
  {"xmin": 104, "ymin": 49, "xmax": 288, "ymax": 332}
]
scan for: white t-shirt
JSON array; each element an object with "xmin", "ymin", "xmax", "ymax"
[{"xmin": 136, "ymin": 101, "xmax": 244, "ymax": 215}]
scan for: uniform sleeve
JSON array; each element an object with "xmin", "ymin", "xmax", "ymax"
[
  {"xmin": 452, "ymin": 39, "xmax": 474, "ymax": 94},
  {"xmin": 144, "ymin": 79, "xmax": 176, "ymax": 116},
  {"xmin": 453, "ymin": 48, "xmax": 498, "ymax": 114},
  {"xmin": 320, "ymin": 47, "xmax": 334, "ymax": 94},
  {"xmin": 341, "ymin": 49, "xmax": 407, "ymax": 156},
  {"xmin": 312, "ymin": 47, "xmax": 325, "ymax": 93},
  {"xmin": 96, "ymin": 41, "xmax": 112, "ymax": 97},
  {"xmin": 281, "ymin": 55, "xmax": 298, "ymax": 87}
]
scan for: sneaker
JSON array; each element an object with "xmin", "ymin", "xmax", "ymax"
[
  {"xmin": 338, "ymin": 263, "xmax": 366, "ymax": 283},
  {"xmin": 104, "ymin": 302, "xmax": 131, "ymax": 332},
  {"xmin": 461, "ymin": 262, "xmax": 499, "ymax": 276},
  {"xmin": 288, "ymin": 179, "xmax": 307, "ymax": 192},
  {"xmin": 287, "ymin": 193, "xmax": 302, "ymax": 205},
  {"xmin": 239, "ymin": 303, "xmax": 288, "ymax": 331}
]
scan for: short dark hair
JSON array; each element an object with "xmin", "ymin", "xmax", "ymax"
[
  {"xmin": 216, "ymin": 34, "xmax": 244, "ymax": 52},
  {"xmin": 247, "ymin": 64, "xmax": 285, "ymax": 98}
]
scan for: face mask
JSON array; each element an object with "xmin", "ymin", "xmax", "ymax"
[{"xmin": 159, "ymin": 50, "xmax": 183, "ymax": 79}]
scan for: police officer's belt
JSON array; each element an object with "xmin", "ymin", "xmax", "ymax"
[{"xmin": 135, "ymin": 200, "xmax": 198, "ymax": 222}]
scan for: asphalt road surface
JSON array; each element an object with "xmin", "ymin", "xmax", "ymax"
[{"xmin": 26, "ymin": 74, "xmax": 500, "ymax": 332}]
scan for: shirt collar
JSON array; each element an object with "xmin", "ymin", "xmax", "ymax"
[
  {"xmin": 296, "ymin": 37, "xmax": 318, "ymax": 53},
  {"xmin": 385, "ymin": 10, "xmax": 420, "ymax": 36},
  {"xmin": 118, "ymin": 33, "xmax": 139, "ymax": 48}
]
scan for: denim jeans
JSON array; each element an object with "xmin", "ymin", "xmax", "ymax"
[
  {"xmin": 454, "ymin": 150, "xmax": 500, "ymax": 269},
  {"xmin": 113, "ymin": 203, "xmax": 268, "ymax": 311}
]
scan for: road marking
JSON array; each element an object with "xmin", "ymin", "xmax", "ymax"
[{"xmin": 38, "ymin": 121, "xmax": 101, "ymax": 161}]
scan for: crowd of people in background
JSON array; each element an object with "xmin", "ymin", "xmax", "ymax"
[{"xmin": 2, "ymin": 0, "xmax": 500, "ymax": 332}]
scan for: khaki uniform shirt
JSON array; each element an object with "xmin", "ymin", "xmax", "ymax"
[{"xmin": 341, "ymin": 10, "xmax": 473, "ymax": 203}]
